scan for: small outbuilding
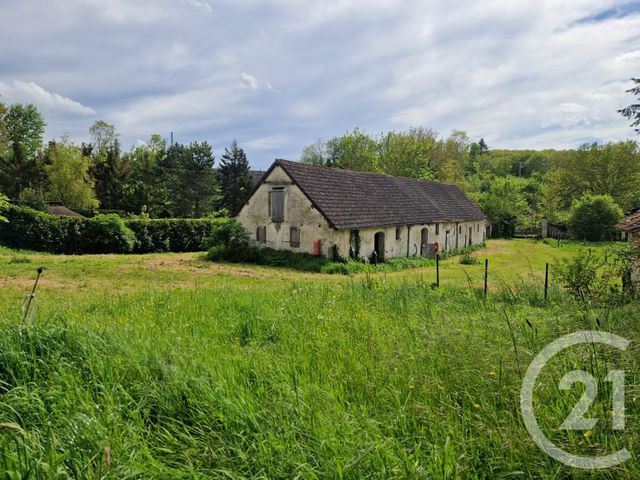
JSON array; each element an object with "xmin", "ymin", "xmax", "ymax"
[
  {"xmin": 236, "ymin": 159, "xmax": 488, "ymax": 261},
  {"xmin": 47, "ymin": 205, "xmax": 86, "ymax": 218},
  {"xmin": 615, "ymin": 209, "xmax": 640, "ymax": 289}
]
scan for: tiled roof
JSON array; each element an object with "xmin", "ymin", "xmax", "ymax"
[
  {"xmin": 272, "ymin": 159, "xmax": 487, "ymax": 230},
  {"xmin": 615, "ymin": 209, "xmax": 640, "ymax": 233},
  {"xmin": 47, "ymin": 205, "xmax": 86, "ymax": 218},
  {"xmin": 249, "ymin": 170, "xmax": 266, "ymax": 186}
]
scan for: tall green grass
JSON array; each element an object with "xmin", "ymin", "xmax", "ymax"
[{"xmin": 0, "ymin": 271, "xmax": 638, "ymax": 478}]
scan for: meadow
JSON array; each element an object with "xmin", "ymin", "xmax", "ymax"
[{"xmin": 0, "ymin": 239, "xmax": 638, "ymax": 479}]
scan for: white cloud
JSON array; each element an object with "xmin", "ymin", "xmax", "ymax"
[
  {"xmin": 182, "ymin": 0, "xmax": 213, "ymax": 13},
  {"xmin": 245, "ymin": 134, "xmax": 291, "ymax": 150},
  {"xmin": 1, "ymin": 0, "xmax": 640, "ymax": 166},
  {"xmin": 241, "ymin": 73, "xmax": 258, "ymax": 90},
  {"xmin": 0, "ymin": 80, "xmax": 96, "ymax": 116}
]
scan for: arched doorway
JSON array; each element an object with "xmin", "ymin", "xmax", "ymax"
[
  {"xmin": 374, "ymin": 231, "xmax": 385, "ymax": 262},
  {"xmin": 420, "ymin": 227, "xmax": 428, "ymax": 256}
]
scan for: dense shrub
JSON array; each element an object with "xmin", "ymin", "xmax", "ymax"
[
  {"xmin": 459, "ymin": 251, "xmax": 479, "ymax": 265},
  {"xmin": 207, "ymin": 245, "xmax": 330, "ymax": 272},
  {"xmin": 17, "ymin": 188, "xmax": 48, "ymax": 211},
  {"xmin": 206, "ymin": 218, "xmax": 249, "ymax": 249},
  {"xmin": 0, "ymin": 205, "xmax": 135, "ymax": 254},
  {"xmin": 207, "ymin": 243, "xmax": 484, "ymax": 275},
  {"xmin": 567, "ymin": 194, "xmax": 623, "ymax": 241},
  {"xmin": 84, "ymin": 214, "xmax": 136, "ymax": 253},
  {"xmin": 554, "ymin": 246, "xmax": 628, "ymax": 302},
  {"xmin": 125, "ymin": 218, "xmax": 214, "ymax": 253},
  {"xmin": 0, "ymin": 193, "xmax": 9, "ymax": 222}
]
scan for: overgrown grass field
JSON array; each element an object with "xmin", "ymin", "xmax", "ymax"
[{"xmin": 0, "ymin": 240, "xmax": 638, "ymax": 478}]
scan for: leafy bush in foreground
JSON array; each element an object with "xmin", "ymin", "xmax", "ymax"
[{"xmin": 554, "ymin": 245, "xmax": 628, "ymax": 302}]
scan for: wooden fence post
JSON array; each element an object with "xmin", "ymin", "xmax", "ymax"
[
  {"xmin": 436, "ymin": 253, "xmax": 440, "ymax": 287},
  {"xmin": 544, "ymin": 262, "xmax": 549, "ymax": 304},
  {"xmin": 484, "ymin": 258, "xmax": 489, "ymax": 297}
]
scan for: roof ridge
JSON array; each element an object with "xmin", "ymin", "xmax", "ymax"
[{"xmin": 275, "ymin": 158, "xmax": 454, "ymax": 187}]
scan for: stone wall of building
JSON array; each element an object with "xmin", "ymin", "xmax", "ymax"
[
  {"xmin": 237, "ymin": 165, "xmax": 488, "ymax": 261},
  {"xmin": 236, "ymin": 166, "xmax": 348, "ymax": 257}
]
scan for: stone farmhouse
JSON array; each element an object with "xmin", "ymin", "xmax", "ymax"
[{"xmin": 236, "ymin": 159, "xmax": 488, "ymax": 261}]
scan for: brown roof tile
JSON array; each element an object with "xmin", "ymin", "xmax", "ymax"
[
  {"xmin": 47, "ymin": 205, "xmax": 86, "ymax": 218},
  {"xmin": 616, "ymin": 209, "xmax": 640, "ymax": 233},
  {"xmin": 272, "ymin": 160, "xmax": 486, "ymax": 230}
]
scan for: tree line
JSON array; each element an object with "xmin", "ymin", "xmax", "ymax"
[
  {"xmin": 300, "ymin": 128, "xmax": 640, "ymax": 238},
  {"xmin": 0, "ymin": 103, "xmax": 253, "ymax": 218},
  {"xmin": 2, "ymin": 78, "xmax": 639, "ymax": 238}
]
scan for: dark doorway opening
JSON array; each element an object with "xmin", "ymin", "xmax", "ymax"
[
  {"xmin": 420, "ymin": 227, "xmax": 428, "ymax": 256},
  {"xmin": 373, "ymin": 231, "xmax": 385, "ymax": 262},
  {"xmin": 349, "ymin": 230, "xmax": 360, "ymax": 259}
]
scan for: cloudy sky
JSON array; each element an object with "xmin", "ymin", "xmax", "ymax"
[{"xmin": 1, "ymin": 0, "xmax": 639, "ymax": 168}]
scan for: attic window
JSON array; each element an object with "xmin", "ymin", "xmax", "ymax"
[
  {"xmin": 269, "ymin": 187, "xmax": 285, "ymax": 222},
  {"xmin": 395, "ymin": 228, "xmax": 401, "ymax": 240},
  {"xmin": 290, "ymin": 227, "xmax": 300, "ymax": 247},
  {"xmin": 256, "ymin": 226, "xmax": 266, "ymax": 243}
]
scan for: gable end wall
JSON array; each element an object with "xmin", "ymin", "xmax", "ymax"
[{"xmin": 236, "ymin": 166, "xmax": 348, "ymax": 257}]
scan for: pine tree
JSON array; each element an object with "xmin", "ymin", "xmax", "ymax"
[
  {"xmin": 619, "ymin": 78, "xmax": 640, "ymax": 133},
  {"xmin": 218, "ymin": 140, "xmax": 252, "ymax": 213}
]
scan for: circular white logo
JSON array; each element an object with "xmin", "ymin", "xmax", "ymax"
[{"xmin": 520, "ymin": 330, "xmax": 631, "ymax": 469}]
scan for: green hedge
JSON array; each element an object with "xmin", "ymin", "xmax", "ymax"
[
  {"xmin": 0, "ymin": 205, "xmax": 215, "ymax": 254},
  {"xmin": 0, "ymin": 205, "xmax": 135, "ymax": 254},
  {"xmin": 125, "ymin": 219, "xmax": 214, "ymax": 253}
]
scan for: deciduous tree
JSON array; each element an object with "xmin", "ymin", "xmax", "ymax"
[
  {"xmin": 0, "ymin": 103, "xmax": 46, "ymax": 197},
  {"xmin": 567, "ymin": 194, "xmax": 622, "ymax": 241},
  {"xmin": 46, "ymin": 138, "xmax": 99, "ymax": 209}
]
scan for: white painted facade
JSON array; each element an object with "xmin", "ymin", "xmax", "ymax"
[{"xmin": 236, "ymin": 165, "xmax": 488, "ymax": 261}]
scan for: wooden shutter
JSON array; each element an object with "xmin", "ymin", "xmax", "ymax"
[
  {"xmin": 270, "ymin": 188, "xmax": 284, "ymax": 222},
  {"xmin": 256, "ymin": 226, "xmax": 266, "ymax": 243},
  {"xmin": 290, "ymin": 227, "xmax": 300, "ymax": 247}
]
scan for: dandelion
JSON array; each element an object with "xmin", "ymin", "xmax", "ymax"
[
  {"xmin": 473, "ymin": 403, "xmax": 481, "ymax": 409},
  {"xmin": 583, "ymin": 430, "xmax": 593, "ymax": 439},
  {"xmin": 408, "ymin": 383, "xmax": 415, "ymax": 389},
  {"xmin": 488, "ymin": 371, "xmax": 497, "ymax": 377}
]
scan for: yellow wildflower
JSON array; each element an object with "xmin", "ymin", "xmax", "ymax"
[
  {"xmin": 583, "ymin": 430, "xmax": 593, "ymax": 439},
  {"xmin": 473, "ymin": 403, "xmax": 481, "ymax": 409},
  {"xmin": 488, "ymin": 371, "xmax": 497, "ymax": 377}
]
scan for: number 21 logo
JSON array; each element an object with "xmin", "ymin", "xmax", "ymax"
[{"xmin": 521, "ymin": 331, "xmax": 631, "ymax": 469}]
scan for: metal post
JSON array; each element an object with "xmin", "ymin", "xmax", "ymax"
[
  {"xmin": 436, "ymin": 253, "xmax": 440, "ymax": 287},
  {"xmin": 484, "ymin": 259, "xmax": 489, "ymax": 297},
  {"xmin": 373, "ymin": 251, "xmax": 378, "ymax": 266},
  {"xmin": 23, "ymin": 267, "xmax": 44, "ymax": 323},
  {"xmin": 544, "ymin": 262, "xmax": 549, "ymax": 304}
]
